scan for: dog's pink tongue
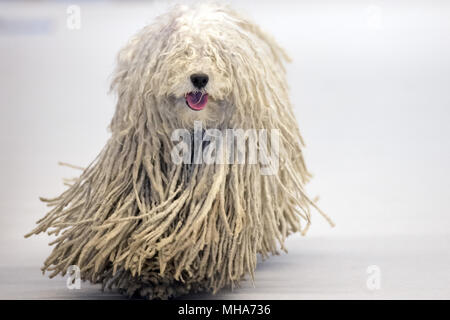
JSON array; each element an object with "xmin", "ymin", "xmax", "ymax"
[{"xmin": 186, "ymin": 92, "xmax": 208, "ymax": 111}]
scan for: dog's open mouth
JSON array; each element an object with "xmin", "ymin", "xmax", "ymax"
[{"xmin": 185, "ymin": 92, "xmax": 208, "ymax": 111}]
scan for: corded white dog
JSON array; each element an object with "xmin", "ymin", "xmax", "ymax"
[{"xmin": 26, "ymin": 3, "xmax": 332, "ymax": 299}]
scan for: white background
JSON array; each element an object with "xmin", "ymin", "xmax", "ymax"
[{"xmin": 0, "ymin": 0, "xmax": 449, "ymax": 299}]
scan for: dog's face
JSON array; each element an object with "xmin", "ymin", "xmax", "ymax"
[
  {"xmin": 155, "ymin": 6, "xmax": 238, "ymax": 128},
  {"xmin": 112, "ymin": 3, "xmax": 289, "ymax": 130},
  {"xmin": 164, "ymin": 42, "xmax": 232, "ymax": 128}
]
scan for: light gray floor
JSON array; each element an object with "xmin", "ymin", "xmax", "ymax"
[{"xmin": 1, "ymin": 234, "xmax": 448, "ymax": 300}]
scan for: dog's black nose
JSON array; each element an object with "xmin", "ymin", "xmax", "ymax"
[{"xmin": 190, "ymin": 73, "xmax": 209, "ymax": 89}]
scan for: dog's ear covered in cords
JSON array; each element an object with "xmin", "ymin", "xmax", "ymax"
[{"xmin": 26, "ymin": 2, "xmax": 333, "ymax": 299}]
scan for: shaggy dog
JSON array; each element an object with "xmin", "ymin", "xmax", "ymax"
[{"xmin": 26, "ymin": 3, "xmax": 332, "ymax": 299}]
